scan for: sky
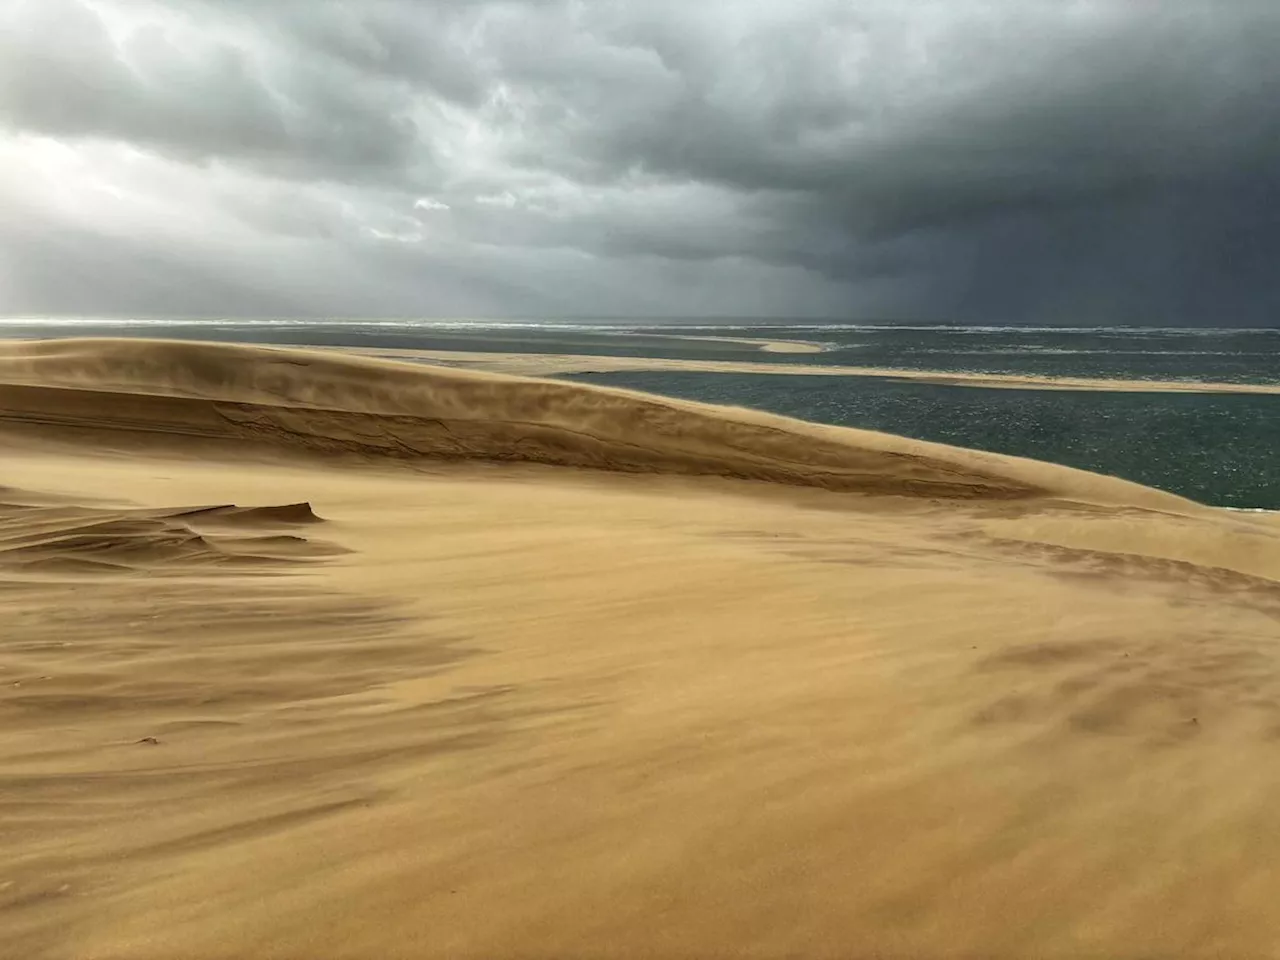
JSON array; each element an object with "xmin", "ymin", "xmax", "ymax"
[{"xmin": 1, "ymin": 0, "xmax": 1277, "ymax": 325}]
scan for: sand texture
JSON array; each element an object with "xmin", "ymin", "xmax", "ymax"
[{"xmin": 3, "ymin": 338, "xmax": 1280, "ymax": 959}]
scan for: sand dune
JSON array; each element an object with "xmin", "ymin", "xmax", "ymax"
[
  {"xmin": 0, "ymin": 338, "xmax": 1194, "ymax": 507},
  {"xmin": 3, "ymin": 338, "xmax": 1280, "ymax": 959}
]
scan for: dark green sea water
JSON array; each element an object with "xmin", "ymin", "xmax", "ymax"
[
  {"xmin": 4, "ymin": 319, "xmax": 1278, "ymax": 509},
  {"xmin": 639, "ymin": 324, "xmax": 1280, "ymax": 384}
]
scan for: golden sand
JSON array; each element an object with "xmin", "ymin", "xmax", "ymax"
[{"xmin": 3, "ymin": 338, "xmax": 1280, "ymax": 959}]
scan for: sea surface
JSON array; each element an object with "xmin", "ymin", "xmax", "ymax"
[{"xmin": 3, "ymin": 319, "xmax": 1278, "ymax": 509}]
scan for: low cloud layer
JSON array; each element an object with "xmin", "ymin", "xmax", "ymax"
[{"xmin": 2, "ymin": 0, "xmax": 1277, "ymax": 324}]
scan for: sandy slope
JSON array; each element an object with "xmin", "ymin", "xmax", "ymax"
[
  {"xmin": 3, "ymin": 339, "xmax": 1280, "ymax": 959},
  {"xmin": 0, "ymin": 338, "xmax": 1201, "ymax": 505}
]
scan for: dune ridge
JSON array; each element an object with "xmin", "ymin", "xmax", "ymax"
[
  {"xmin": 0, "ymin": 491, "xmax": 340, "ymax": 578},
  {"xmin": 0, "ymin": 338, "xmax": 1192, "ymax": 508}
]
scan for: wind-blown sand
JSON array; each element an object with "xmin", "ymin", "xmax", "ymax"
[{"xmin": 3, "ymin": 338, "xmax": 1280, "ymax": 959}]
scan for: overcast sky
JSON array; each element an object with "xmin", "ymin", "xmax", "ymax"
[{"xmin": 1, "ymin": 0, "xmax": 1277, "ymax": 325}]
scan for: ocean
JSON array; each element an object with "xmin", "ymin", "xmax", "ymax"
[{"xmin": 3, "ymin": 319, "xmax": 1278, "ymax": 509}]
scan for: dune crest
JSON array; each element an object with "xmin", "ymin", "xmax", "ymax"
[
  {"xmin": 175, "ymin": 502, "xmax": 325, "ymax": 527},
  {"xmin": 0, "ymin": 338, "xmax": 1190, "ymax": 508},
  {"xmin": 0, "ymin": 491, "xmax": 341, "ymax": 578}
]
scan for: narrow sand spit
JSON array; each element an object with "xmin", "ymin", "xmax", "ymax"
[
  {"xmin": 324, "ymin": 343, "xmax": 1280, "ymax": 393},
  {"xmin": 3, "ymin": 338, "xmax": 1280, "ymax": 959},
  {"xmin": 661, "ymin": 334, "xmax": 828, "ymax": 354}
]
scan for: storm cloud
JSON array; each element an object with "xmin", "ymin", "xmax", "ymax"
[{"xmin": 1, "ymin": 0, "xmax": 1277, "ymax": 323}]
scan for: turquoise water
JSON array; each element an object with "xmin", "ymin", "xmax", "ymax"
[{"xmin": 565, "ymin": 372, "xmax": 1280, "ymax": 509}]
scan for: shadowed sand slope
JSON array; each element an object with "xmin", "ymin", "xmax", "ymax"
[
  {"xmin": 3, "ymin": 339, "xmax": 1280, "ymax": 959},
  {"xmin": 0, "ymin": 337, "xmax": 1192, "ymax": 507}
]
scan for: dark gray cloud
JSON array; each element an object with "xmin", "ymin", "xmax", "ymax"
[{"xmin": 1, "ymin": 0, "xmax": 1277, "ymax": 323}]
